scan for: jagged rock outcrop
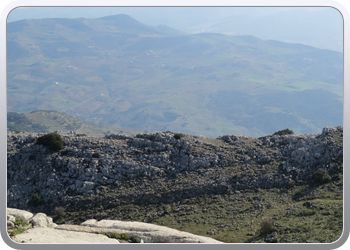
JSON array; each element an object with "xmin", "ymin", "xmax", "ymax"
[{"xmin": 7, "ymin": 127, "xmax": 343, "ymax": 218}]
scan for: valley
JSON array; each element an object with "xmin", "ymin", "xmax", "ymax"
[{"xmin": 7, "ymin": 14, "xmax": 343, "ymax": 137}]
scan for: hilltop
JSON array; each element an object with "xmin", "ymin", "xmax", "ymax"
[
  {"xmin": 7, "ymin": 126, "xmax": 343, "ymax": 243},
  {"xmin": 7, "ymin": 110, "xmax": 141, "ymax": 136}
]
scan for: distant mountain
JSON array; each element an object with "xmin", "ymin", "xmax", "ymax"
[
  {"xmin": 7, "ymin": 112, "xmax": 49, "ymax": 133},
  {"xmin": 7, "ymin": 7, "xmax": 342, "ymax": 52},
  {"xmin": 7, "ymin": 110, "xmax": 141, "ymax": 136},
  {"xmin": 7, "ymin": 14, "xmax": 343, "ymax": 137},
  {"xmin": 186, "ymin": 8, "xmax": 343, "ymax": 52}
]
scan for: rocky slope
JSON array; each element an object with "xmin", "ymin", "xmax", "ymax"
[{"xmin": 7, "ymin": 127, "xmax": 343, "ymax": 243}]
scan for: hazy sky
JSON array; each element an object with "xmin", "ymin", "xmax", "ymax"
[{"xmin": 6, "ymin": 6, "xmax": 332, "ymax": 24}]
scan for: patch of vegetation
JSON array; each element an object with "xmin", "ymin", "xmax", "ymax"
[
  {"xmin": 13, "ymin": 218, "xmax": 29, "ymax": 227},
  {"xmin": 7, "ymin": 111, "xmax": 49, "ymax": 133},
  {"xmin": 259, "ymin": 128, "xmax": 294, "ymax": 139},
  {"xmin": 105, "ymin": 233, "xmax": 141, "ymax": 243},
  {"xmin": 174, "ymin": 133, "xmax": 186, "ymax": 139},
  {"xmin": 313, "ymin": 168, "xmax": 331, "ymax": 184},
  {"xmin": 53, "ymin": 206, "xmax": 66, "ymax": 223},
  {"xmin": 8, "ymin": 218, "xmax": 31, "ymax": 237},
  {"xmin": 259, "ymin": 218, "xmax": 276, "ymax": 235},
  {"xmin": 29, "ymin": 193, "xmax": 43, "ymax": 207},
  {"xmin": 36, "ymin": 133, "xmax": 63, "ymax": 152},
  {"xmin": 258, "ymin": 135, "xmax": 272, "ymax": 139},
  {"xmin": 76, "ymin": 133, "xmax": 87, "ymax": 137},
  {"xmin": 272, "ymin": 128, "xmax": 294, "ymax": 136}
]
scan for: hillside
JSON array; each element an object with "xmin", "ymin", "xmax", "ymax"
[
  {"xmin": 7, "ymin": 110, "xmax": 141, "ymax": 136},
  {"xmin": 7, "ymin": 127, "xmax": 343, "ymax": 243},
  {"xmin": 7, "ymin": 14, "xmax": 343, "ymax": 137}
]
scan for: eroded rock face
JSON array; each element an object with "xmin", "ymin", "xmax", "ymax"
[{"xmin": 7, "ymin": 127, "xmax": 343, "ymax": 213}]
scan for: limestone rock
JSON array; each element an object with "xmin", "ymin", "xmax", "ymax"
[
  {"xmin": 30, "ymin": 213, "xmax": 57, "ymax": 228},
  {"xmin": 7, "ymin": 208, "xmax": 33, "ymax": 221},
  {"xmin": 265, "ymin": 231, "xmax": 278, "ymax": 243}
]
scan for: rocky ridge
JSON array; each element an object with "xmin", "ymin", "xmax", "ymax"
[{"xmin": 6, "ymin": 127, "xmax": 343, "ymax": 242}]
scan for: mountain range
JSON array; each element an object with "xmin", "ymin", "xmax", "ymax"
[
  {"xmin": 7, "ymin": 7, "xmax": 343, "ymax": 52},
  {"xmin": 7, "ymin": 14, "xmax": 343, "ymax": 137}
]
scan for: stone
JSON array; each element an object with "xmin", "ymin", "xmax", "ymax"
[
  {"xmin": 30, "ymin": 213, "xmax": 57, "ymax": 228},
  {"xmin": 265, "ymin": 231, "xmax": 278, "ymax": 243},
  {"xmin": 7, "ymin": 208, "xmax": 33, "ymax": 221}
]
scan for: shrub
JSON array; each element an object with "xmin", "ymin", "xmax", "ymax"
[
  {"xmin": 105, "ymin": 233, "xmax": 141, "ymax": 243},
  {"xmin": 313, "ymin": 168, "xmax": 331, "ymax": 183},
  {"xmin": 36, "ymin": 133, "xmax": 63, "ymax": 152},
  {"xmin": 174, "ymin": 133, "xmax": 186, "ymax": 139},
  {"xmin": 30, "ymin": 193, "xmax": 43, "ymax": 207},
  {"xmin": 259, "ymin": 218, "xmax": 276, "ymax": 235},
  {"xmin": 272, "ymin": 128, "xmax": 294, "ymax": 136},
  {"xmin": 76, "ymin": 133, "xmax": 87, "ymax": 137},
  {"xmin": 54, "ymin": 207, "xmax": 66, "ymax": 219}
]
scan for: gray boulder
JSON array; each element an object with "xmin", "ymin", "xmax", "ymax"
[
  {"xmin": 30, "ymin": 213, "xmax": 57, "ymax": 228},
  {"xmin": 7, "ymin": 208, "xmax": 33, "ymax": 221}
]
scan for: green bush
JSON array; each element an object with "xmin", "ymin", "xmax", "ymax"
[
  {"xmin": 272, "ymin": 128, "xmax": 294, "ymax": 136},
  {"xmin": 313, "ymin": 168, "xmax": 331, "ymax": 183},
  {"xmin": 30, "ymin": 193, "xmax": 43, "ymax": 207},
  {"xmin": 36, "ymin": 133, "xmax": 63, "ymax": 152},
  {"xmin": 105, "ymin": 233, "xmax": 141, "ymax": 243},
  {"xmin": 76, "ymin": 133, "xmax": 87, "ymax": 137},
  {"xmin": 174, "ymin": 133, "xmax": 186, "ymax": 139},
  {"xmin": 54, "ymin": 207, "xmax": 66, "ymax": 219},
  {"xmin": 259, "ymin": 218, "xmax": 276, "ymax": 235}
]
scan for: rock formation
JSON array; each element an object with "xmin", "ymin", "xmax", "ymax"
[{"xmin": 6, "ymin": 127, "xmax": 343, "ymax": 243}]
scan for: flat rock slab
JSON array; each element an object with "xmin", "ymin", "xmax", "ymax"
[
  {"xmin": 58, "ymin": 220, "xmax": 223, "ymax": 243},
  {"xmin": 11, "ymin": 227, "xmax": 120, "ymax": 244},
  {"xmin": 7, "ymin": 208, "xmax": 33, "ymax": 221}
]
